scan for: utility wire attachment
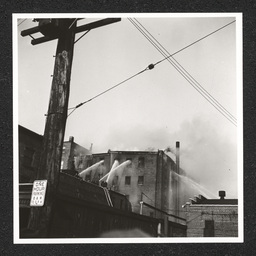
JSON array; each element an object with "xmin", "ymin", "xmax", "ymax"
[
  {"xmin": 74, "ymin": 30, "xmax": 91, "ymax": 44},
  {"xmin": 148, "ymin": 64, "xmax": 155, "ymax": 70}
]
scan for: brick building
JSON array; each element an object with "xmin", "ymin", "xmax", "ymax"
[
  {"xmin": 83, "ymin": 149, "xmax": 181, "ymax": 220},
  {"xmin": 183, "ymin": 191, "xmax": 238, "ymax": 237},
  {"xmin": 19, "ymin": 126, "xmax": 186, "ymax": 223}
]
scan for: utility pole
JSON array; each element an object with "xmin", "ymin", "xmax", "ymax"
[{"xmin": 21, "ymin": 18, "xmax": 121, "ymax": 237}]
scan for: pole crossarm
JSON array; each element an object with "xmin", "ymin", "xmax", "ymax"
[
  {"xmin": 21, "ymin": 18, "xmax": 121, "ymax": 45},
  {"xmin": 74, "ymin": 18, "xmax": 121, "ymax": 33}
]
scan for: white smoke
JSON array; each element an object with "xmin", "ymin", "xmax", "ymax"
[{"xmin": 97, "ymin": 117, "xmax": 238, "ymax": 198}]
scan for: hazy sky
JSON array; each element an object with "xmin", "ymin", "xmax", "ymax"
[{"xmin": 16, "ymin": 14, "xmax": 242, "ymax": 198}]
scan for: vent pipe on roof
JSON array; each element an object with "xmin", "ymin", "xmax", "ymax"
[
  {"xmin": 219, "ymin": 190, "xmax": 226, "ymax": 199},
  {"xmin": 69, "ymin": 136, "xmax": 74, "ymax": 142}
]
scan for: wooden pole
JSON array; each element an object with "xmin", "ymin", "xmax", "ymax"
[{"xmin": 27, "ymin": 19, "xmax": 76, "ymax": 237}]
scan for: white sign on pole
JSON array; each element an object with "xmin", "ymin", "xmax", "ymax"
[{"xmin": 30, "ymin": 180, "xmax": 47, "ymax": 207}]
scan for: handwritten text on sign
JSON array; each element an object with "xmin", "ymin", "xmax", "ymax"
[{"xmin": 30, "ymin": 180, "xmax": 47, "ymax": 206}]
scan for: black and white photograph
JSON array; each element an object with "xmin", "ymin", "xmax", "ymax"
[{"xmin": 13, "ymin": 13, "xmax": 243, "ymax": 243}]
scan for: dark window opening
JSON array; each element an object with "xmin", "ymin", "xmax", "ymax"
[
  {"xmin": 204, "ymin": 220, "xmax": 215, "ymax": 237},
  {"xmin": 112, "ymin": 175, "xmax": 118, "ymax": 185},
  {"xmin": 150, "ymin": 212, "xmax": 154, "ymax": 217},
  {"xmin": 125, "ymin": 176, "xmax": 131, "ymax": 185},
  {"xmin": 126, "ymin": 158, "xmax": 132, "ymax": 166},
  {"xmin": 87, "ymin": 160, "xmax": 92, "ymax": 168},
  {"xmin": 138, "ymin": 157, "xmax": 145, "ymax": 168},
  {"xmin": 138, "ymin": 176, "xmax": 144, "ymax": 185},
  {"xmin": 100, "ymin": 157, "xmax": 105, "ymax": 165}
]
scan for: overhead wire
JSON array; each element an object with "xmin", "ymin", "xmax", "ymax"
[
  {"xmin": 67, "ymin": 19, "xmax": 236, "ymax": 122},
  {"xmin": 129, "ymin": 18, "xmax": 237, "ymax": 126},
  {"xmin": 67, "ymin": 66, "xmax": 149, "ymax": 117},
  {"xmin": 18, "ymin": 19, "xmax": 27, "ymax": 26},
  {"xmin": 133, "ymin": 18, "xmax": 237, "ymax": 124}
]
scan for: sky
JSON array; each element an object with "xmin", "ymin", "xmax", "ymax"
[{"xmin": 15, "ymin": 14, "xmax": 242, "ymax": 198}]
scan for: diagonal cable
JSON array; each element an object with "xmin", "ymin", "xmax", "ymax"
[
  {"xmin": 134, "ymin": 18, "xmax": 237, "ymax": 124},
  {"xmin": 129, "ymin": 18, "xmax": 237, "ymax": 126}
]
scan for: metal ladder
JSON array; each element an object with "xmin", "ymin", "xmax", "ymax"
[{"xmin": 102, "ymin": 187, "xmax": 113, "ymax": 207}]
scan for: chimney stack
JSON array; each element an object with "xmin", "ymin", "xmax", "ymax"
[
  {"xmin": 89, "ymin": 143, "xmax": 93, "ymax": 153},
  {"xmin": 176, "ymin": 141, "xmax": 180, "ymax": 174},
  {"xmin": 219, "ymin": 190, "xmax": 226, "ymax": 200},
  {"xmin": 175, "ymin": 141, "xmax": 180, "ymax": 219}
]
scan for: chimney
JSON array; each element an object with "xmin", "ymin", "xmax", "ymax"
[
  {"xmin": 219, "ymin": 190, "xmax": 226, "ymax": 200},
  {"xmin": 69, "ymin": 136, "xmax": 74, "ymax": 142},
  {"xmin": 89, "ymin": 143, "xmax": 93, "ymax": 153},
  {"xmin": 176, "ymin": 141, "xmax": 180, "ymax": 174},
  {"xmin": 175, "ymin": 141, "xmax": 180, "ymax": 219}
]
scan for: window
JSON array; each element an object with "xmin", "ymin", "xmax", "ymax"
[
  {"xmin": 87, "ymin": 160, "xmax": 92, "ymax": 168},
  {"xmin": 138, "ymin": 176, "xmax": 144, "ymax": 185},
  {"xmin": 112, "ymin": 175, "xmax": 118, "ymax": 185},
  {"xmin": 138, "ymin": 157, "xmax": 145, "ymax": 168},
  {"xmin": 125, "ymin": 176, "xmax": 131, "ymax": 185},
  {"xmin": 100, "ymin": 157, "xmax": 105, "ymax": 165},
  {"xmin": 204, "ymin": 220, "xmax": 215, "ymax": 237},
  {"xmin": 126, "ymin": 158, "xmax": 132, "ymax": 166},
  {"xmin": 150, "ymin": 212, "xmax": 154, "ymax": 217}
]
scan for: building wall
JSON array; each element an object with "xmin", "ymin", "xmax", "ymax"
[
  {"xmin": 18, "ymin": 126, "xmax": 181, "ymax": 222},
  {"xmin": 185, "ymin": 204, "xmax": 238, "ymax": 237},
  {"xmin": 19, "ymin": 126, "xmax": 43, "ymax": 182},
  {"xmin": 61, "ymin": 136, "xmax": 91, "ymax": 172},
  {"xmin": 89, "ymin": 150, "xmax": 177, "ymax": 219}
]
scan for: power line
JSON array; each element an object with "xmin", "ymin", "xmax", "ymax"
[
  {"xmin": 129, "ymin": 18, "xmax": 237, "ymax": 126},
  {"xmin": 67, "ymin": 66, "xmax": 149, "ymax": 117},
  {"xmin": 133, "ymin": 18, "xmax": 237, "ymax": 124},
  {"xmin": 154, "ymin": 19, "xmax": 236, "ymax": 66},
  {"xmin": 18, "ymin": 19, "xmax": 27, "ymax": 26},
  {"xmin": 68, "ymin": 19, "xmax": 236, "ymax": 120}
]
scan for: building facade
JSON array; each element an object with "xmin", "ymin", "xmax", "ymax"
[
  {"xmin": 83, "ymin": 150, "xmax": 180, "ymax": 220},
  {"xmin": 183, "ymin": 191, "xmax": 238, "ymax": 237},
  {"xmin": 19, "ymin": 126, "xmax": 185, "ymax": 222}
]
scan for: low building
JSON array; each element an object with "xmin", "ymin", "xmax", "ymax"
[{"xmin": 183, "ymin": 191, "xmax": 238, "ymax": 237}]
